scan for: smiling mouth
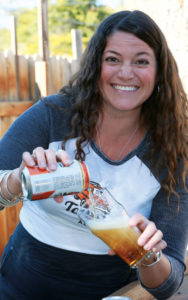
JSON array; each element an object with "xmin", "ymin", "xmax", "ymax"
[{"xmin": 112, "ymin": 84, "xmax": 139, "ymax": 91}]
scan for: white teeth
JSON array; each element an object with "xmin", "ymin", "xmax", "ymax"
[{"xmin": 113, "ymin": 85, "xmax": 138, "ymax": 91}]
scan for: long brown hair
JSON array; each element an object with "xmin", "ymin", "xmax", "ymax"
[{"xmin": 60, "ymin": 10, "xmax": 188, "ymax": 199}]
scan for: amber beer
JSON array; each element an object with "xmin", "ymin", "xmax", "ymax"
[{"xmin": 88, "ymin": 212, "xmax": 150, "ymax": 267}]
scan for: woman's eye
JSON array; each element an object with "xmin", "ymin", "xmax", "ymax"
[
  {"xmin": 135, "ymin": 59, "xmax": 149, "ymax": 65},
  {"xmin": 104, "ymin": 57, "xmax": 119, "ymax": 63}
]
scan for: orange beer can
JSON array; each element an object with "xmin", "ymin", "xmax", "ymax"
[{"xmin": 21, "ymin": 160, "xmax": 89, "ymax": 201}]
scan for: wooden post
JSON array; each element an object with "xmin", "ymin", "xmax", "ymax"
[
  {"xmin": 35, "ymin": 61, "xmax": 50, "ymax": 97},
  {"xmin": 0, "ymin": 53, "xmax": 9, "ymax": 101},
  {"xmin": 18, "ymin": 55, "xmax": 30, "ymax": 101},
  {"xmin": 5, "ymin": 50, "xmax": 18, "ymax": 101},
  {"xmin": 71, "ymin": 29, "xmax": 83, "ymax": 62},
  {"xmin": 36, "ymin": 0, "xmax": 51, "ymax": 97},
  {"xmin": 61, "ymin": 58, "xmax": 71, "ymax": 86},
  {"xmin": 38, "ymin": 0, "xmax": 49, "ymax": 61},
  {"xmin": 50, "ymin": 56, "xmax": 62, "ymax": 93},
  {"xmin": 10, "ymin": 16, "xmax": 20, "ymax": 100}
]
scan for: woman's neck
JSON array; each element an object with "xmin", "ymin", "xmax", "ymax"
[{"xmin": 95, "ymin": 110, "xmax": 146, "ymax": 161}]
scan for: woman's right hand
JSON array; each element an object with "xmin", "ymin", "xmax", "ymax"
[{"xmin": 7, "ymin": 147, "xmax": 73, "ymax": 197}]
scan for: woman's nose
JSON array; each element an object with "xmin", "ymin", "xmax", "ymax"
[{"xmin": 118, "ymin": 65, "xmax": 134, "ymax": 79}]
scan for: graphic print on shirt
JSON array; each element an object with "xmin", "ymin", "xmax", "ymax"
[{"xmin": 48, "ymin": 138, "xmax": 161, "ymax": 219}]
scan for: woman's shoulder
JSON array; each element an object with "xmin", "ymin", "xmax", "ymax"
[{"xmin": 42, "ymin": 93, "xmax": 74, "ymax": 109}]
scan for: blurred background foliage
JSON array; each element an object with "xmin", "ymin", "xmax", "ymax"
[{"xmin": 0, "ymin": 0, "xmax": 114, "ymax": 57}]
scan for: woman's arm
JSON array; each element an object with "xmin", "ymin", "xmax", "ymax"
[{"xmin": 137, "ymin": 183, "xmax": 188, "ymax": 299}]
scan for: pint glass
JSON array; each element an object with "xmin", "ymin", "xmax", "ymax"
[{"xmin": 77, "ymin": 188, "xmax": 152, "ymax": 268}]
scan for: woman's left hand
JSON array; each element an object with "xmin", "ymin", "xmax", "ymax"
[
  {"xmin": 129, "ymin": 213, "xmax": 167, "ymax": 253},
  {"xmin": 108, "ymin": 213, "xmax": 167, "ymax": 256}
]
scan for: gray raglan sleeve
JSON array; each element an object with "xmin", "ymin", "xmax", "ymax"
[
  {"xmin": 137, "ymin": 179, "xmax": 188, "ymax": 299},
  {"xmin": 0, "ymin": 98, "xmax": 50, "ymax": 170}
]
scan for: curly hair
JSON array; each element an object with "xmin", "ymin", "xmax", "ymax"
[{"xmin": 60, "ymin": 10, "xmax": 188, "ymax": 199}]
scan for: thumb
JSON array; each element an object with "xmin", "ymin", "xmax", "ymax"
[{"xmin": 108, "ymin": 249, "xmax": 116, "ymax": 256}]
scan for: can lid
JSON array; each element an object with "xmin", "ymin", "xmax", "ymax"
[{"xmin": 21, "ymin": 167, "xmax": 30, "ymax": 199}]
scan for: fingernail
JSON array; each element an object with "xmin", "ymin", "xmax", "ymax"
[
  {"xmin": 50, "ymin": 164, "xmax": 57, "ymax": 170},
  {"xmin": 137, "ymin": 238, "xmax": 143, "ymax": 246},
  {"xmin": 64, "ymin": 159, "xmax": 72, "ymax": 166},
  {"xmin": 39, "ymin": 163, "xmax": 46, "ymax": 169},
  {"xmin": 144, "ymin": 244, "xmax": 150, "ymax": 250}
]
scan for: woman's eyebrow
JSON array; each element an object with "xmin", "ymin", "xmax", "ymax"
[
  {"xmin": 135, "ymin": 51, "xmax": 153, "ymax": 57},
  {"xmin": 103, "ymin": 50, "xmax": 121, "ymax": 56},
  {"xmin": 103, "ymin": 50, "xmax": 153, "ymax": 57}
]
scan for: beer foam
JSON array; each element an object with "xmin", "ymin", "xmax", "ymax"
[{"xmin": 88, "ymin": 212, "xmax": 130, "ymax": 230}]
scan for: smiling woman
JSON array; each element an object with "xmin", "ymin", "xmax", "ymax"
[
  {"xmin": 0, "ymin": 9, "xmax": 187, "ymax": 300},
  {"xmin": 98, "ymin": 31, "xmax": 157, "ymax": 118}
]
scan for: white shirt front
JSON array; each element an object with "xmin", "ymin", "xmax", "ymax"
[{"xmin": 20, "ymin": 138, "xmax": 160, "ymax": 254}]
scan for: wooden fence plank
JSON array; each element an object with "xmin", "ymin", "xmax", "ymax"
[
  {"xmin": 50, "ymin": 56, "xmax": 58, "ymax": 94},
  {"xmin": 0, "ymin": 117, "xmax": 14, "ymax": 138},
  {"xmin": 35, "ymin": 61, "xmax": 50, "ymax": 97},
  {"xmin": 0, "ymin": 101, "xmax": 33, "ymax": 117},
  {"xmin": 62, "ymin": 58, "xmax": 71, "ymax": 86},
  {"xmin": 5, "ymin": 50, "xmax": 18, "ymax": 101},
  {"xmin": 10, "ymin": 16, "xmax": 20, "ymax": 100},
  {"xmin": 6, "ymin": 206, "xmax": 18, "ymax": 238},
  {"xmin": 50, "ymin": 56, "xmax": 64, "ymax": 93},
  {"xmin": 0, "ymin": 209, "xmax": 8, "ymax": 257},
  {"xmin": 27, "ymin": 55, "xmax": 36, "ymax": 100},
  {"xmin": 58, "ymin": 57, "xmax": 65, "ymax": 90},
  {"xmin": 0, "ymin": 53, "xmax": 9, "ymax": 101},
  {"xmin": 19, "ymin": 55, "xmax": 30, "ymax": 101},
  {"xmin": 38, "ymin": 0, "xmax": 49, "ymax": 62},
  {"xmin": 70, "ymin": 58, "xmax": 79, "ymax": 76},
  {"xmin": 15, "ymin": 202, "xmax": 22, "ymax": 224},
  {"xmin": 56, "ymin": 57, "xmax": 64, "ymax": 92},
  {"xmin": 0, "ymin": 204, "xmax": 22, "ymax": 258},
  {"xmin": 71, "ymin": 29, "xmax": 83, "ymax": 62}
]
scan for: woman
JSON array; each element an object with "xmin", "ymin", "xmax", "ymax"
[{"xmin": 0, "ymin": 10, "xmax": 188, "ymax": 300}]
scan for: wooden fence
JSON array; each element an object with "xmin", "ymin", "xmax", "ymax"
[{"xmin": 0, "ymin": 38, "xmax": 81, "ymax": 257}]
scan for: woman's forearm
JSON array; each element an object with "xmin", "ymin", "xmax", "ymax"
[
  {"xmin": 0, "ymin": 168, "xmax": 22, "ymax": 199},
  {"xmin": 139, "ymin": 253, "xmax": 171, "ymax": 288}
]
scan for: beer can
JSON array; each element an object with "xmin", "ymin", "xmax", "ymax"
[{"xmin": 21, "ymin": 160, "xmax": 89, "ymax": 201}]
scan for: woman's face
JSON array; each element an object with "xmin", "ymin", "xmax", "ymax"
[{"xmin": 98, "ymin": 31, "xmax": 157, "ymax": 116}]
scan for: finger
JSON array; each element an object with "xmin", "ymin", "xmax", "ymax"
[
  {"xmin": 56, "ymin": 149, "xmax": 72, "ymax": 166},
  {"xmin": 44, "ymin": 149, "xmax": 57, "ymax": 171},
  {"xmin": 54, "ymin": 195, "xmax": 64, "ymax": 203},
  {"xmin": 129, "ymin": 213, "xmax": 150, "ymax": 233},
  {"xmin": 137, "ymin": 221, "xmax": 157, "ymax": 247},
  {"xmin": 108, "ymin": 249, "xmax": 116, "ymax": 256},
  {"xmin": 22, "ymin": 151, "xmax": 35, "ymax": 167},
  {"xmin": 32, "ymin": 147, "xmax": 47, "ymax": 169},
  {"xmin": 143, "ymin": 229, "xmax": 163, "ymax": 251},
  {"xmin": 152, "ymin": 240, "xmax": 167, "ymax": 252}
]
